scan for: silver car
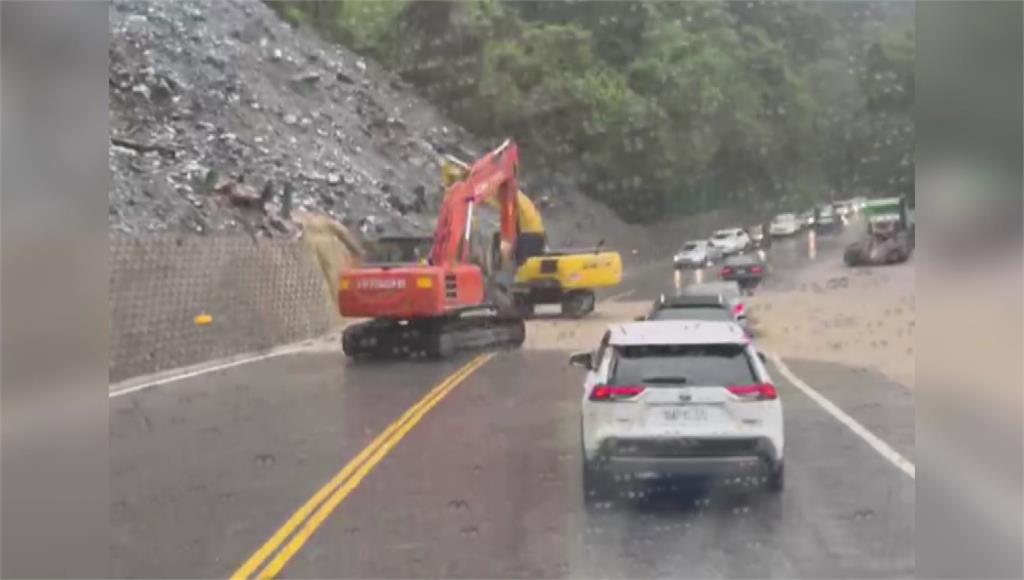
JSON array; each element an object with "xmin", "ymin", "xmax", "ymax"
[{"xmin": 673, "ymin": 240, "xmax": 721, "ymax": 268}]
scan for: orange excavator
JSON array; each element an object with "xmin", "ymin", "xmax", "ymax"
[{"xmin": 338, "ymin": 140, "xmax": 527, "ymax": 358}]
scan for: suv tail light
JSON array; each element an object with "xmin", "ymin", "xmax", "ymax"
[
  {"xmin": 727, "ymin": 383, "xmax": 777, "ymax": 401},
  {"xmin": 720, "ymin": 267, "xmax": 733, "ymax": 278},
  {"xmin": 733, "ymin": 303, "xmax": 746, "ymax": 316},
  {"xmin": 589, "ymin": 385, "xmax": 645, "ymax": 401},
  {"xmin": 751, "ymin": 265, "xmax": 763, "ymax": 274}
]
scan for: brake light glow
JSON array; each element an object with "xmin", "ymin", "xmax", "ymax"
[
  {"xmin": 733, "ymin": 303, "xmax": 746, "ymax": 316},
  {"xmin": 751, "ymin": 265, "xmax": 763, "ymax": 274},
  {"xmin": 720, "ymin": 267, "xmax": 733, "ymax": 278},
  {"xmin": 589, "ymin": 385, "xmax": 645, "ymax": 401},
  {"xmin": 727, "ymin": 383, "xmax": 777, "ymax": 400}
]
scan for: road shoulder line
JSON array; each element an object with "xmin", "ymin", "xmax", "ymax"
[
  {"xmin": 109, "ymin": 334, "xmax": 342, "ymax": 398},
  {"xmin": 768, "ymin": 352, "xmax": 916, "ymax": 479}
]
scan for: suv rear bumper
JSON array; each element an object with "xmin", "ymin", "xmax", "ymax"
[
  {"xmin": 603, "ymin": 455, "xmax": 774, "ymax": 477},
  {"xmin": 589, "ymin": 436, "xmax": 782, "ymax": 477}
]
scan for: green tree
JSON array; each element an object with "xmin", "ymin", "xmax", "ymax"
[{"xmin": 265, "ymin": 0, "xmax": 914, "ymax": 222}]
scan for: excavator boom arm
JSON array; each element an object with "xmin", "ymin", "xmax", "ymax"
[
  {"xmin": 442, "ymin": 155, "xmax": 544, "ymax": 236},
  {"xmin": 430, "ymin": 140, "xmax": 519, "ymax": 267}
]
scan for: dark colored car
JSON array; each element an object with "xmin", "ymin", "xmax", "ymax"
[
  {"xmin": 639, "ymin": 292, "xmax": 754, "ymax": 336},
  {"xmin": 719, "ymin": 253, "xmax": 765, "ymax": 292},
  {"xmin": 815, "ymin": 204, "xmax": 840, "ymax": 233},
  {"xmin": 640, "ymin": 293, "xmax": 738, "ymax": 323},
  {"xmin": 747, "ymin": 224, "xmax": 772, "ymax": 249}
]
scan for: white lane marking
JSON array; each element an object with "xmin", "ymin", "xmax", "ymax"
[
  {"xmin": 111, "ymin": 352, "xmax": 289, "ymax": 398},
  {"xmin": 768, "ymin": 353, "xmax": 916, "ymax": 479},
  {"xmin": 602, "ymin": 289, "xmax": 636, "ymax": 303},
  {"xmin": 109, "ymin": 339, "xmax": 339, "ymax": 398}
]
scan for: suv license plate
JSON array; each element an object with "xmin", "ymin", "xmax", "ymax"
[{"xmin": 662, "ymin": 406, "xmax": 708, "ymax": 423}]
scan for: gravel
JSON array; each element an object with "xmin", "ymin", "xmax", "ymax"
[
  {"xmin": 107, "ymin": 0, "xmax": 662, "ymax": 258},
  {"xmin": 109, "ymin": 0, "xmax": 482, "ymax": 238}
]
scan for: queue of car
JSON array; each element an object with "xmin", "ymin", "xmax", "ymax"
[
  {"xmin": 770, "ymin": 198, "xmax": 858, "ymax": 238},
  {"xmin": 572, "ymin": 280, "xmax": 784, "ymax": 509},
  {"xmin": 573, "ymin": 196, "xmax": 866, "ymax": 507},
  {"xmin": 574, "ymin": 219, "xmax": 784, "ymax": 507},
  {"xmin": 671, "ymin": 228, "xmax": 753, "ymax": 270}
]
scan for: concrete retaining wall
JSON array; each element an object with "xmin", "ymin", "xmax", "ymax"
[{"xmin": 109, "ymin": 234, "xmax": 335, "ymax": 383}]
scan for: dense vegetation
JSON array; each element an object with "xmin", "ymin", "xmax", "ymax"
[{"xmin": 270, "ymin": 0, "xmax": 913, "ymax": 223}]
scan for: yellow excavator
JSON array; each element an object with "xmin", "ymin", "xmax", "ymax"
[{"xmin": 441, "ymin": 155, "xmax": 622, "ymax": 317}]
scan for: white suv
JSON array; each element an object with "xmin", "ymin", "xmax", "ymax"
[
  {"xmin": 572, "ymin": 320, "xmax": 784, "ymax": 505},
  {"xmin": 769, "ymin": 213, "xmax": 799, "ymax": 237},
  {"xmin": 708, "ymin": 228, "xmax": 751, "ymax": 255}
]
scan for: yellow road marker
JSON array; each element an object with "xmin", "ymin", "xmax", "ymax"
[{"xmin": 230, "ymin": 353, "xmax": 494, "ymax": 579}]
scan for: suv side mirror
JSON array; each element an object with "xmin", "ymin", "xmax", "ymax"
[{"xmin": 569, "ymin": 351, "xmax": 594, "ymax": 370}]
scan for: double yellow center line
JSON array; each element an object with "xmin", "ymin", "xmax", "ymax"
[{"xmin": 231, "ymin": 353, "xmax": 495, "ymax": 579}]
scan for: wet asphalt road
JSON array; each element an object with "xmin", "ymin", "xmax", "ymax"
[{"xmin": 111, "ymin": 217, "xmax": 914, "ymax": 578}]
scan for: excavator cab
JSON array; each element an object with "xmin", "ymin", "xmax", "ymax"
[{"xmin": 367, "ymin": 235, "xmax": 434, "ymax": 264}]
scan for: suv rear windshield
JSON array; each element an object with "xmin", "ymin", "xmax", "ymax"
[
  {"xmin": 647, "ymin": 307, "xmax": 732, "ymax": 322},
  {"xmin": 609, "ymin": 344, "xmax": 756, "ymax": 386},
  {"xmin": 682, "ymin": 242, "xmax": 698, "ymax": 251}
]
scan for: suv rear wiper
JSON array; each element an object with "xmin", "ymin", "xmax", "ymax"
[{"xmin": 642, "ymin": 376, "xmax": 688, "ymax": 384}]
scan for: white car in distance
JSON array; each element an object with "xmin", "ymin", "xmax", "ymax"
[
  {"xmin": 708, "ymin": 228, "xmax": 751, "ymax": 256},
  {"xmin": 673, "ymin": 240, "xmax": 721, "ymax": 269},
  {"xmin": 769, "ymin": 213, "xmax": 799, "ymax": 237},
  {"xmin": 572, "ymin": 320, "xmax": 784, "ymax": 506}
]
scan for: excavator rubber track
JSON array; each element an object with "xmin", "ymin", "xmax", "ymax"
[{"xmin": 341, "ymin": 305, "xmax": 526, "ymax": 359}]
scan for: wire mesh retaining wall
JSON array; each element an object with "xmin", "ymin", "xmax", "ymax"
[{"xmin": 109, "ymin": 233, "xmax": 335, "ymax": 383}]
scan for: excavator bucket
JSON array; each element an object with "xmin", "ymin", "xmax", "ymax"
[
  {"xmin": 485, "ymin": 267, "xmax": 518, "ymax": 316},
  {"xmin": 480, "ymin": 230, "xmax": 520, "ymax": 317}
]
